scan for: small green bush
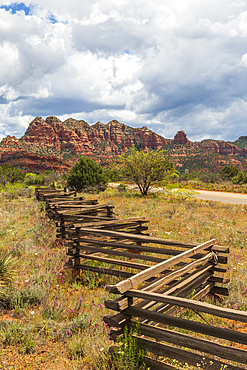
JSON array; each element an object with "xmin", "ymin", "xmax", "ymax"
[
  {"xmin": 232, "ymin": 171, "xmax": 247, "ymax": 184},
  {"xmin": 24, "ymin": 173, "xmax": 45, "ymax": 186},
  {"xmin": 66, "ymin": 156, "xmax": 108, "ymax": 192},
  {"xmin": 0, "ymin": 164, "xmax": 25, "ymax": 184},
  {"xmin": 220, "ymin": 165, "xmax": 239, "ymax": 180}
]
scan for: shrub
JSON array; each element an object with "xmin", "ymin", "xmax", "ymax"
[
  {"xmin": 232, "ymin": 171, "xmax": 247, "ymax": 184},
  {"xmin": 66, "ymin": 156, "xmax": 108, "ymax": 192},
  {"xmin": 0, "ymin": 164, "xmax": 25, "ymax": 184},
  {"xmin": 0, "ymin": 183, "xmax": 34, "ymax": 199},
  {"xmin": 104, "ymin": 168, "xmax": 121, "ymax": 182},
  {"xmin": 220, "ymin": 165, "xmax": 239, "ymax": 180},
  {"xmin": 111, "ymin": 325, "xmax": 149, "ymax": 370},
  {"xmin": 66, "ymin": 331, "xmax": 84, "ymax": 359},
  {"xmin": 24, "ymin": 173, "xmax": 45, "ymax": 186}
]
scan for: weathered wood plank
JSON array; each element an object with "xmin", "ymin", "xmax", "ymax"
[
  {"xmin": 125, "ymin": 290, "xmax": 247, "ymax": 322},
  {"xmin": 76, "ymin": 253, "xmax": 152, "ymax": 270},
  {"xmin": 128, "ymin": 322, "xmax": 247, "ymax": 364},
  {"xmin": 54, "ymin": 203, "xmax": 115, "ymax": 210},
  {"xmin": 70, "ymin": 244, "xmax": 165, "ymax": 263},
  {"xmin": 106, "ymin": 239, "xmax": 215, "ymax": 294},
  {"xmin": 105, "ymin": 266, "xmax": 213, "ymax": 313},
  {"xmin": 65, "ymin": 262, "xmax": 134, "ymax": 278},
  {"xmin": 123, "ymin": 306, "xmax": 247, "ymax": 345},
  {"xmin": 134, "ymin": 337, "xmax": 245, "ymax": 370}
]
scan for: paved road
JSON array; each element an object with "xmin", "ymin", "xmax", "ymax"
[
  {"xmin": 109, "ymin": 183, "xmax": 247, "ymax": 205},
  {"xmin": 194, "ymin": 189, "xmax": 247, "ymax": 205}
]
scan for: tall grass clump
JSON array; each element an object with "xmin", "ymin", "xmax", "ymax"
[{"xmin": 0, "ymin": 251, "xmax": 17, "ymax": 295}]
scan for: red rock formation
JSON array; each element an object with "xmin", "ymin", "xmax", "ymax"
[
  {"xmin": 1, "ymin": 135, "xmax": 22, "ymax": 147},
  {"xmin": 241, "ymin": 148, "xmax": 247, "ymax": 157},
  {"xmin": 0, "ymin": 149, "xmax": 71, "ymax": 173},
  {"xmin": 0, "ymin": 116, "xmax": 170, "ymax": 173},
  {"xmin": 23, "ymin": 116, "xmax": 168, "ymax": 156},
  {"xmin": 1, "ymin": 117, "xmax": 247, "ymax": 174},
  {"xmin": 174, "ymin": 131, "xmax": 189, "ymax": 144},
  {"xmin": 199, "ymin": 140, "xmax": 241, "ymax": 156}
]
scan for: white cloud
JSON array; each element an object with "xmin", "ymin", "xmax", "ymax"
[{"xmin": 0, "ymin": 0, "xmax": 247, "ymax": 142}]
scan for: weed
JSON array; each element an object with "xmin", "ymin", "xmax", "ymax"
[
  {"xmin": 23, "ymin": 334, "xmax": 36, "ymax": 354},
  {"xmin": 111, "ymin": 325, "xmax": 149, "ymax": 370},
  {"xmin": 0, "ymin": 285, "xmax": 45, "ymax": 310},
  {"xmin": 66, "ymin": 331, "xmax": 84, "ymax": 359},
  {"xmin": 42, "ymin": 301, "xmax": 65, "ymax": 321},
  {"xmin": 0, "ymin": 321, "xmax": 27, "ymax": 345}
]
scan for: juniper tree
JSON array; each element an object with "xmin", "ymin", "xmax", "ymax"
[{"xmin": 66, "ymin": 156, "xmax": 108, "ymax": 192}]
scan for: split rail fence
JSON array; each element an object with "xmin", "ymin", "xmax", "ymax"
[{"xmin": 35, "ymin": 186, "xmax": 247, "ymax": 369}]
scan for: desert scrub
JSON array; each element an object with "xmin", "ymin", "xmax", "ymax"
[{"xmin": 0, "ymin": 182, "xmax": 34, "ymax": 199}]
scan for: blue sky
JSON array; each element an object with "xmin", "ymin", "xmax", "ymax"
[
  {"xmin": 0, "ymin": 0, "xmax": 247, "ymax": 142},
  {"xmin": 0, "ymin": 2, "xmax": 32, "ymax": 15}
]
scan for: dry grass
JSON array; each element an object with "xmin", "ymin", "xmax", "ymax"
[{"xmin": 0, "ymin": 184, "xmax": 247, "ymax": 369}]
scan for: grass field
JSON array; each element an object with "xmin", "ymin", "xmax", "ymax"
[{"xmin": 0, "ymin": 184, "xmax": 247, "ymax": 369}]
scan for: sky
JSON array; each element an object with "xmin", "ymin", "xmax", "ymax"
[{"xmin": 0, "ymin": 0, "xmax": 247, "ymax": 142}]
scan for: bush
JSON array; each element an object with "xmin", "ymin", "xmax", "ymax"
[
  {"xmin": 24, "ymin": 173, "xmax": 45, "ymax": 186},
  {"xmin": 104, "ymin": 168, "xmax": 121, "ymax": 182},
  {"xmin": 112, "ymin": 325, "xmax": 148, "ymax": 370},
  {"xmin": 220, "ymin": 165, "xmax": 239, "ymax": 180},
  {"xmin": 0, "ymin": 251, "xmax": 17, "ymax": 295},
  {"xmin": 0, "ymin": 164, "xmax": 25, "ymax": 184},
  {"xmin": 0, "ymin": 183, "xmax": 34, "ymax": 199},
  {"xmin": 232, "ymin": 171, "xmax": 247, "ymax": 184},
  {"xmin": 66, "ymin": 156, "xmax": 108, "ymax": 192}
]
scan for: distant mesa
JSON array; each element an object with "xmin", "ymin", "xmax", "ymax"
[
  {"xmin": 174, "ymin": 130, "xmax": 189, "ymax": 144},
  {"xmin": 0, "ymin": 117, "xmax": 247, "ymax": 174}
]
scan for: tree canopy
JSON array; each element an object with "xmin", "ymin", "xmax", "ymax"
[
  {"xmin": 66, "ymin": 156, "xmax": 108, "ymax": 192},
  {"xmin": 220, "ymin": 165, "xmax": 239, "ymax": 180},
  {"xmin": 114, "ymin": 146, "xmax": 174, "ymax": 196}
]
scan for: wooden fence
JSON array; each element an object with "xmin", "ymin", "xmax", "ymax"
[
  {"xmin": 35, "ymin": 186, "xmax": 116, "ymax": 239},
  {"xmin": 35, "ymin": 186, "xmax": 77, "ymax": 201},
  {"xmin": 103, "ymin": 239, "xmax": 247, "ymax": 369},
  {"xmin": 35, "ymin": 187, "xmax": 247, "ymax": 369}
]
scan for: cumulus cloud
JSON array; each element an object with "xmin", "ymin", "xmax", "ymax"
[{"xmin": 0, "ymin": 0, "xmax": 247, "ymax": 141}]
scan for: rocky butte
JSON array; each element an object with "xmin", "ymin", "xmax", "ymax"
[
  {"xmin": 0, "ymin": 117, "xmax": 247, "ymax": 173},
  {"xmin": 174, "ymin": 130, "xmax": 189, "ymax": 144},
  {"xmin": 23, "ymin": 116, "xmax": 168, "ymax": 155}
]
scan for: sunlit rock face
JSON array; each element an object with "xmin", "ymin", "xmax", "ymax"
[{"xmin": 174, "ymin": 130, "xmax": 189, "ymax": 144}]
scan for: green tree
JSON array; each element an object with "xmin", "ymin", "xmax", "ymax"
[
  {"xmin": 220, "ymin": 165, "xmax": 239, "ymax": 180},
  {"xmin": 114, "ymin": 146, "xmax": 173, "ymax": 196},
  {"xmin": 66, "ymin": 156, "xmax": 108, "ymax": 192}
]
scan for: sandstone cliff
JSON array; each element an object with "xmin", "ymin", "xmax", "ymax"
[
  {"xmin": 0, "ymin": 118, "xmax": 247, "ymax": 174},
  {"xmin": 23, "ymin": 116, "xmax": 168, "ymax": 157}
]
